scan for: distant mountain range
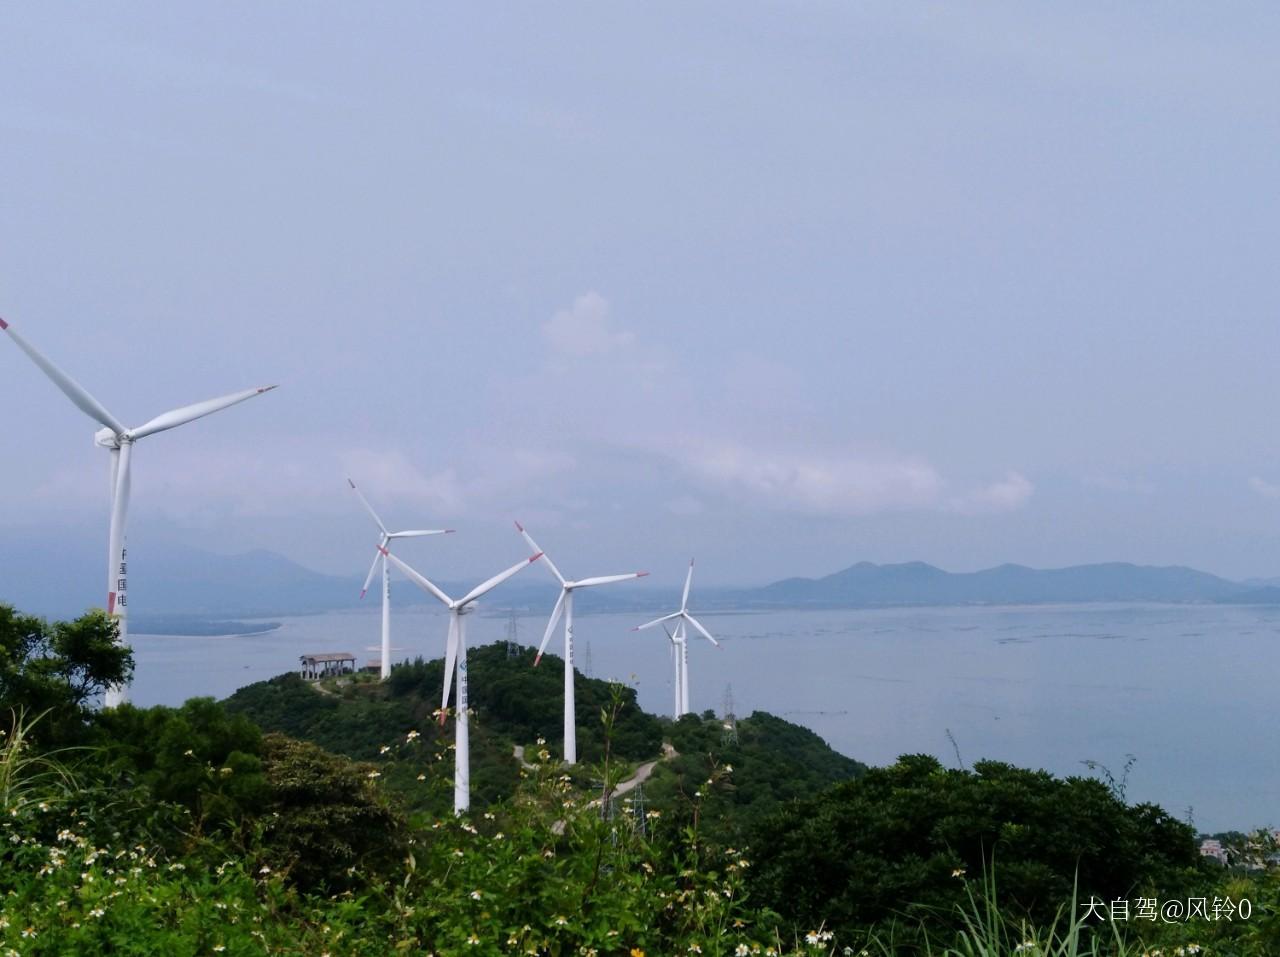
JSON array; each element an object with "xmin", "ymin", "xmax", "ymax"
[
  {"xmin": 4, "ymin": 534, "xmax": 1280, "ymax": 625},
  {"xmin": 745, "ymin": 560, "xmax": 1274, "ymax": 607}
]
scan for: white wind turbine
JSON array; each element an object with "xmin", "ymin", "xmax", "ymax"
[
  {"xmin": 661, "ymin": 620, "xmax": 686, "ymax": 720},
  {"xmin": 348, "ymin": 478, "xmax": 453, "ymax": 680},
  {"xmin": 515, "ymin": 521, "xmax": 647, "ymax": 765},
  {"xmin": 1, "ymin": 317, "xmax": 276, "ymax": 707},
  {"xmin": 635, "ymin": 560, "xmax": 719, "ymax": 717},
  {"xmin": 381, "ymin": 546, "xmax": 541, "ymax": 814}
]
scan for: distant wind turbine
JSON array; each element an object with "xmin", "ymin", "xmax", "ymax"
[
  {"xmin": 1, "ymin": 316, "xmax": 276, "ymax": 707},
  {"xmin": 382, "ymin": 547, "xmax": 541, "ymax": 814},
  {"xmin": 662, "ymin": 620, "xmax": 686, "ymax": 719},
  {"xmin": 348, "ymin": 478, "xmax": 452, "ymax": 679},
  {"xmin": 635, "ymin": 560, "xmax": 719, "ymax": 717},
  {"xmin": 515, "ymin": 521, "xmax": 647, "ymax": 765}
]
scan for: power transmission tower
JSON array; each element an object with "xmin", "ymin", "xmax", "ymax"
[
  {"xmin": 721, "ymin": 684, "xmax": 738, "ymax": 746},
  {"xmin": 505, "ymin": 610, "xmax": 520, "ymax": 659},
  {"xmin": 580, "ymin": 639, "xmax": 593, "ymax": 677}
]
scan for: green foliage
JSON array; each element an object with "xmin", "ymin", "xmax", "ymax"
[
  {"xmin": 0, "ymin": 604, "xmax": 132, "ymax": 740},
  {"xmin": 93, "ymin": 698, "xmax": 268, "ymax": 832},
  {"xmin": 255, "ymin": 732, "xmax": 407, "ymax": 892},
  {"xmin": 386, "ymin": 642, "xmax": 664, "ymax": 762},
  {"xmin": 748, "ymin": 754, "xmax": 1211, "ymax": 947},
  {"xmin": 646, "ymin": 710, "xmax": 867, "ymax": 844}
]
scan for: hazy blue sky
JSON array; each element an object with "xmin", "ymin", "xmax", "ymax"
[{"xmin": 3, "ymin": 4, "xmax": 1280, "ymax": 586}]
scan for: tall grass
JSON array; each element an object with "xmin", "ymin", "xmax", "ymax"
[{"xmin": 0, "ymin": 708, "xmax": 83, "ymax": 815}]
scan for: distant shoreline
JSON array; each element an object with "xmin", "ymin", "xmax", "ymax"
[{"xmin": 130, "ymin": 620, "xmax": 284, "ymax": 638}]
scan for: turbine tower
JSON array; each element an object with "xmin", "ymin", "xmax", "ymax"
[
  {"xmin": 382, "ymin": 547, "xmax": 540, "ymax": 814},
  {"xmin": 1, "ymin": 317, "xmax": 276, "ymax": 706},
  {"xmin": 661, "ymin": 620, "xmax": 686, "ymax": 719},
  {"xmin": 635, "ymin": 560, "xmax": 719, "ymax": 717},
  {"xmin": 348, "ymin": 478, "xmax": 452, "ymax": 679},
  {"xmin": 515, "ymin": 521, "xmax": 647, "ymax": 765}
]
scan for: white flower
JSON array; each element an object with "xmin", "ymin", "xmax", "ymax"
[
  {"xmin": 259, "ymin": 865, "xmax": 272, "ymax": 875},
  {"xmin": 555, "ymin": 915, "xmax": 568, "ymax": 926},
  {"xmin": 406, "ymin": 730, "xmax": 420, "ymax": 741},
  {"xmin": 380, "ymin": 745, "xmax": 391, "ymax": 755},
  {"xmin": 470, "ymin": 890, "xmax": 482, "ymax": 900},
  {"xmin": 367, "ymin": 770, "xmax": 381, "ymax": 779}
]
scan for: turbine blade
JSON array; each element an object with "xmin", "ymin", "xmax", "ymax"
[
  {"xmin": 681, "ymin": 559, "xmax": 694, "ymax": 612},
  {"xmin": 457, "ymin": 552, "xmax": 541, "ymax": 607},
  {"xmin": 389, "ymin": 529, "xmax": 454, "ymax": 538},
  {"xmin": 383, "ymin": 551, "xmax": 453, "ymax": 607},
  {"xmin": 533, "ymin": 590, "xmax": 567, "ymax": 665},
  {"xmin": 347, "ymin": 478, "xmax": 388, "ymax": 535},
  {"xmin": 514, "ymin": 521, "xmax": 566, "ymax": 585},
  {"xmin": 128, "ymin": 385, "xmax": 276, "ymax": 440},
  {"xmin": 441, "ymin": 614, "xmax": 459, "ymax": 715},
  {"xmin": 573, "ymin": 572, "xmax": 648, "ymax": 588},
  {"xmin": 359, "ymin": 546, "xmax": 383, "ymax": 599},
  {"xmin": 635, "ymin": 611, "xmax": 682, "ymax": 631},
  {"xmin": 683, "ymin": 612, "xmax": 720, "ymax": 647},
  {"xmin": 1, "ymin": 320, "xmax": 126, "ymax": 434}
]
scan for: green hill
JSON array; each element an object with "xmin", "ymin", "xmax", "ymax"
[{"xmin": 222, "ymin": 643, "xmax": 860, "ymax": 825}]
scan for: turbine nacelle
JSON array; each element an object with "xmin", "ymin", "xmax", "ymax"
[{"xmin": 95, "ymin": 427, "xmax": 122, "ymax": 449}]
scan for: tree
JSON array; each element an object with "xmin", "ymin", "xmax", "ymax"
[
  {"xmin": 257, "ymin": 733, "xmax": 406, "ymax": 892},
  {"xmin": 0, "ymin": 605, "xmax": 132, "ymax": 739},
  {"xmin": 748, "ymin": 754, "xmax": 1209, "ymax": 944}
]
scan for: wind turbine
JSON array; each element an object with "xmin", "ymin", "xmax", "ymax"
[
  {"xmin": 515, "ymin": 521, "xmax": 647, "ymax": 765},
  {"xmin": 661, "ymin": 620, "xmax": 686, "ymax": 720},
  {"xmin": 348, "ymin": 478, "xmax": 453, "ymax": 679},
  {"xmin": 381, "ymin": 546, "xmax": 541, "ymax": 814},
  {"xmin": 635, "ymin": 560, "xmax": 719, "ymax": 717},
  {"xmin": 1, "ymin": 317, "xmax": 276, "ymax": 707}
]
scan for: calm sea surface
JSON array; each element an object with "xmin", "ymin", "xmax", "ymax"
[{"xmin": 129, "ymin": 602, "xmax": 1280, "ymax": 833}]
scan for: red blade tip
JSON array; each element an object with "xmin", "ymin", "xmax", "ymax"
[
  {"xmin": 514, "ymin": 520, "xmax": 524, "ymax": 532},
  {"xmin": 529, "ymin": 551, "xmax": 543, "ymax": 562},
  {"xmin": 637, "ymin": 571, "xmax": 650, "ymax": 578},
  {"xmin": 533, "ymin": 654, "xmax": 542, "ymax": 667},
  {"xmin": 0, "ymin": 318, "xmax": 8, "ymax": 330},
  {"xmin": 359, "ymin": 589, "xmax": 367, "ymax": 600}
]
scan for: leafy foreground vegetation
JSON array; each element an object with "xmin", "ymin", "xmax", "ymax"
[{"xmin": 2, "ymin": 605, "xmax": 1278, "ymax": 955}]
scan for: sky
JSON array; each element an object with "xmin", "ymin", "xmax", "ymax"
[{"xmin": 3, "ymin": 3, "xmax": 1280, "ymax": 587}]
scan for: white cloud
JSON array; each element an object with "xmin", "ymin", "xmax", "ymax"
[
  {"xmin": 679, "ymin": 441, "xmax": 945, "ymax": 515},
  {"xmin": 949, "ymin": 471, "xmax": 1035, "ymax": 514},
  {"xmin": 340, "ymin": 449, "xmax": 467, "ymax": 515},
  {"xmin": 669, "ymin": 440, "xmax": 1033, "ymax": 518},
  {"xmin": 1249, "ymin": 476, "xmax": 1280, "ymax": 499},
  {"xmin": 541, "ymin": 292, "xmax": 636, "ymax": 358}
]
